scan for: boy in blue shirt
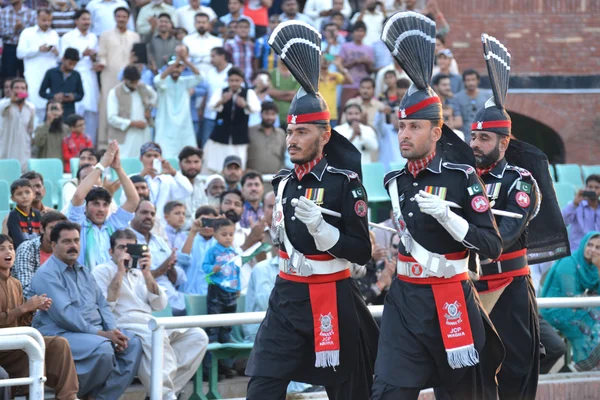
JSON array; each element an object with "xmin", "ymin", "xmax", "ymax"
[{"xmin": 202, "ymin": 218, "xmax": 240, "ymax": 343}]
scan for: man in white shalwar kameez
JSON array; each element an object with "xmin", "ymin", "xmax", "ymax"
[
  {"xmin": 93, "ymin": 229, "xmax": 207, "ymax": 400},
  {"xmin": 0, "ymin": 79, "xmax": 35, "ymax": 172},
  {"xmin": 107, "ymin": 65, "xmax": 157, "ymax": 158},
  {"xmin": 154, "ymin": 54, "xmax": 203, "ymax": 159},
  {"xmin": 16, "ymin": 9, "xmax": 60, "ymax": 124}
]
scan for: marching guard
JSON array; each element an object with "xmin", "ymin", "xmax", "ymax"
[
  {"xmin": 245, "ymin": 20, "xmax": 379, "ymax": 400},
  {"xmin": 371, "ymin": 12, "xmax": 505, "ymax": 399}
]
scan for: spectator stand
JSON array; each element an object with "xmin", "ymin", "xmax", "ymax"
[
  {"xmin": 361, "ymin": 162, "xmax": 391, "ymax": 220},
  {"xmin": 555, "ymin": 164, "xmax": 584, "ymax": 189},
  {"xmin": 28, "ymin": 158, "xmax": 63, "ymax": 207},
  {"xmin": 0, "ymin": 327, "xmax": 46, "ymax": 398}
]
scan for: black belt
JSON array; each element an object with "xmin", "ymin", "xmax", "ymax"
[{"xmin": 481, "ymin": 255, "xmax": 528, "ymax": 276}]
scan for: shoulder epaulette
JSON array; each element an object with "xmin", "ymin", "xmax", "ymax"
[
  {"xmin": 326, "ymin": 166, "xmax": 359, "ymax": 181},
  {"xmin": 505, "ymin": 164, "xmax": 533, "ymax": 179},
  {"xmin": 383, "ymin": 169, "xmax": 405, "ymax": 188},
  {"xmin": 272, "ymin": 169, "xmax": 292, "ymax": 184},
  {"xmin": 441, "ymin": 162, "xmax": 476, "ymax": 177}
]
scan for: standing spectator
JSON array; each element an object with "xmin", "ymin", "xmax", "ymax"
[
  {"xmin": 204, "ymin": 67, "xmax": 261, "ymax": 173},
  {"xmin": 220, "ymin": 0, "xmax": 256, "ymax": 38},
  {"xmin": 130, "ymin": 200, "xmax": 188, "ymax": 315},
  {"xmin": 433, "ymin": 34, "xmax": 459, "ymax": 75},
  {"xmin": 378, "ymin": 70, "xmax": 402, "ymax": 110},
  {"xmin": 319, "ymin": 56, "xmax": 352, "ymax": 126},
  {"xmin": 182, "ymin": 12, "xmax": 223, "ymax": 71},
  {"xmin": 253, "ymin": 14, "xmax": 280, "ymax": 71},
  {"xmin": 562, "ymin": 175, "xmax": 600, "ymax": 252},
  {"xmin": 92, "ymin": 229, "xmax": 208, "ymax": 399},
  {"xmin": 154, "ymin": 54, "xmax": 202, "ymax": 158},
  {"xmin": 62, "ymin": 114, "xmax": 94, "ymax": 173},
  {"xmin": 338, "ymin": 21, "xmax": 374, "ymax": 106},
  {"xmin": 248, "ymin": 70, "xmax": 277, "ymax": 127},
  {"xmin": 242, "ymin": 0, "xmax": 271, "ymax": 38},
  {"xmin": 350, "ymin": 0, "xmax": 386, "ymax": 46},
  {"xmin": 0, "ymin": 79, "xmax": 35, "ymax": 172},
  {"xmin": 239, "ymin": 171, "xmax": 264, "ymax": 229},
  {"xmin": 130, "ymin": 174, "xmax": 150, "ymax": 200},
  {"xmin": 60, "ymin": 9, "xmax": 101, "ymax": 145},
  {"xmin": 138, "ymin": 142, "xmax": 194, "ymax": 222},
  {"xmin": 107, "ymin": 65, "xmax": 157, "ymax": 158},
  {"xmin": 176, "ymin": 0, "xmax": 217, "ymax": 35},
  {"xmin": 374, "ymin": 60, "xmax": 409, "ymax": 99},
  {"xmin": 201, "ymin": 47, "xmax": 232, "ymax": 148},
  {"xmin": 434, "ymin": 49, "xmax": 463, "ymax": 94},
  {"xmin": 454, "ymin": 69, "xmax": 492, "ymax": 135},
  {"xmin": 30, "ymin": 221, "xmax": 143, "ymax": 399},
  {"xmin": 328, "ymin": 11, "xmax": 350, "ymax": 38},
  {"xmin": 66, "ymin": 141, "xmax": 140, "ymax": 269},
  {"xmin": 32, "ymin": 100, "xmax": 70, "ymax": 160},
  {"xmin": 87, "ymin": 0, "xmax": 134, "ymax": 37},
  {"xmin": 0, "ymin": 233, "xmax": 80, "ymax": 400},
  {"xmin": 17, "ymin": 9, "xmax": 60, "ymax": 124},
  {"xmin": 96, "ymin": 7, "xmax": 140, "ymax": 149},
  {"xmin": 164, "ymin": 201, "xmax": 188, "ymax": 249},
  {"xmin": 136, "ymin": 0, "xmax": 177, "ymax": 38},
  {"xmin": 7, "ymin": 179, "xmax": 41, "ymax": 249},
  {"xmin": 279, "ymin": 0, "xmax": 313, "ymax": 25},
  {"xmin": 224, "ymin": 18, "xmax": 254, "ymax": 82},
  {"xmin": 304, "ymin": 0, "xmax": 352, "ymax": 31},
  {"xmin": 21, "ymin": 171, "xmax": 55, "ymax": 215},
  {"xmin": 39, "ymin": 47, "xmax": 84, "ymax": 120},
  {"xmin": 50, "ymin": 0, "xmax": 76, "ymax": 37},
  {"xmin": 371, "ymin": 28, "xmax": 393, "ymax": 71},
  {"xmin": 268, "ymin": 62, "xmax": 299, "ymax": 128},
  {"xmin": 342, "ymin": 77, "xmax": 386, "ymax": 128},
  {"xmin": 431, "ymin": 74, "xmax": 463, "ymax": 130},
  {"xmin": 12, "ymin": 211, "xmax": 67, "ymax": 299},
  {"xmin": 222, "ymin": 156, "xmax": 243, "ymax": 190},
  {"xmin": 321, "ymin": 23, "xmax": 345, "ymax": 72},
  {"xmin": 178, "ymin": 146, "xmax": 209, "ymax": 225},
  {"xmin": 0, "ymin": 0, "xmax": 36, "ymax": 80},
  {"xmin": 246, "ymin": 102, "xmax": 287, "ymax": 174},
  {"xmin": 146, "ymin": 13, "xmax": 180, "ymax": 72},
  {"xmin": 335, "ymin": 103, "xmax": 379, "ymax": 164}
]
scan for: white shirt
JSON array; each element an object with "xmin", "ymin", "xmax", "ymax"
[
  {"xmin": 335, "ymin": 122, "xmax": 379, "ymax": 164},
  {"xmin": 183, "ymin": 175, "xmax": 208, "ymax": 224},
  {"xmin": 303, "ymin": 0, "xmax": 353, "ymax": 29},
  {"xmin": 87, "ymin": 0, "xmax": 135, "ymax": 36},
  {"xmin": 207, "ymin": 87, "xmax": 261, "ymax": 115},
  {"xmin": 145, "ymin": 172, "xmax": 194, "ymax": 222},
  {"xmin": 92, "ymin": 260, "xmax": 169, "ymax": 327},
  {"xmin": 203, "ymin": 63, "xmax": 231, "ymax": 120},
  {"xmin": 375, "ymin": 63, "xmax": 411, "ymax": 98},
  {"xmin": 182, "ymin": 31, "xmax": 223, "ymax": 70},
  {"xmin": 351, "ymin": 9, "xmax": 385, "ymax": 46},
  {"xmin": 176, "ymin": 5, "xmax": 217, "ymax": 35},
  {"xmin": 60, "ymin": 28, "xmax": 100, "ymax": 113}
]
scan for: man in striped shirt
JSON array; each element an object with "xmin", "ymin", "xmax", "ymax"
[
  {"xmin": 50, "ymin": 0, "xmax": 77, "ymax": 37},
  {"xmin": 0, "ymin": 0, "xmax": 37, "ymax": 79}
]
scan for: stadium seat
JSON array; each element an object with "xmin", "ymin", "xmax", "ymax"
[
  {"xmin": 553, "ymin": 182, "xmax": 576, "ymax": 210},
  {"xmin": 0, "ymin": 159, "xmax": 22, "ymax": 186},
  {"xmin": 165, "ymin": 157, "xmax": 180, "ymax": 171},
  {"xmin": 0, "ymin": 210, "xmax": 9, "ymax": 228},
  {"xmin": 112, "ymin": 158, "xmax": 143, "ymax": 178},
  {"xmin": 555, "ymin": 164, "xmax": 583, "ymax": 188},
  {"xmin": 389, "ymin": 162, "xmax": 406, "ymax": 172},
  {"xmin": 361, "ymin": 162, "xmax": 390, "ymax": 213},
  {"xmin": 42, "ymin": 181, "xmax": 54, "ymax": 208},
  {"xmin": 0, "ymin": 181, "xmax": 9, "ymax": 211},
  {"xmin": 70, "ymin": 158, "xmax": 79, "ymax": 178},
  {"xmin": 28, "ymin": 158, "xmax": 64, "ymax": 207},
  {"xmin": 152, "ymin": 304, "xmax": 173, "ymax": 318},
  {"xmin": 185, "ymin": 294, "xmax": 208, "ymax": 316},
  {"xmin": 581, "ymin": 165, "xmax": 600, "ymax": 181},
  {"xmin": 548, "ymin": 164, "xmax": 556, "ymax": 182}
]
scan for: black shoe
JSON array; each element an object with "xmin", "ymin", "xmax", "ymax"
[{"xmin": 223, "ymin": 367, "xmax": 237, "ymax": 379}]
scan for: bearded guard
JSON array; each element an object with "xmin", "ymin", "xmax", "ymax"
[
  {"xmin": 245, "ymin": 20, "xmax": 379, "ymax": 400},
  {"xmin": 371, "ymin": 12, "xmax": 504, "ymax": 400}
]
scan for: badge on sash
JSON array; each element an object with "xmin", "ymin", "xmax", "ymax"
[
  {"xmin": 305, "ymin": 188, "xmax": 325, "ymax": 205},
  {"xmin": 424, "ymin": 186, "xmax": 447, "ymax": 200}
]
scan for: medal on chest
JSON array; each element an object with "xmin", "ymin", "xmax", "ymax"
[
  {"xmin": 305, "ymin": 188, "xmax": 325, "ymax": 206},
  {"xmin": 424, "ymin": 186, "xmax": 447, "ymax": 200},
  {"xmin": 485, "ymin": 183, "xmax": 502, "ymax": 207}
]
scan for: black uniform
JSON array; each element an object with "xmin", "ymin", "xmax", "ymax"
[
  {"xmin": 245, "ymin": 158, "xmax": 379, "ymax": 400},
  {"xmin": 474, "ymin": 159, "xmax": 540, "ymax": 400},
  {"xmin": 371, "ymin": 149, "xmax": 504, "ymax": 399}
]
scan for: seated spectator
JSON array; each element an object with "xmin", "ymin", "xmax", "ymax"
[
  {"xmin": 31, "ymin": 221, "xmax": 143, "ymax": 399},
  {"xmin": 21, "ymin": 171, "xmax": 54, "ymax": 214},
  {"xmin": 154, "ymin": 53, "xmax": 202, "ymax": 159},
  {"xmin": 354, "ymin": 231, "xmax": 395, "ymax": 306},
  {"xmin": 540, "ymin": 232, "xmax": 600, "ymax": 371},
  {"xmin": 246, "ymin": 102, "xmax": 287, "ymax": 174},
  {"xmin": 222, "ymin": 156, "xmax": 243, "ymax": 190},
  {"xmin": 350, "ymin": 0, "xmax": 386, "ymax": 46},
  {"xmin": 138, "ymin": 142, "xmax": 194, "ymax": 223},
  {"xmin": 67, "ymin": 141, "xmax": 139, "ymax": 269},
  {"xmin": 32, "ymin": 100, "xmax": 69, "ymax": 160},
  {"xmin": 181, "ymin": 205, "xmax": 219, "ymax": 295},
  {"xmin": 433, "ymin": 34, "xmax": 459, "ymax": 75},
  {"xmin": 178, "ymin": 146, "xmax": 208, "ymax": 224},
  {"xmin": 562, "ymin": 175, "xmax": 600, "ymax": 252},
  {"xmin": 432, "ymin": 74, "xmax": 463, "ymax": 131},
  {"xmin": 204, "ymin": 175, "xmax": 227, "ymax": 208},
  {"xmin": 204, "ymin": 67, "xmax": 261, "ymax": 173},
  {"xmin": 240, "ymin": 171, "xmax": 265, "ymax": 229},
  {"xmin": 130, "ymin": 174, "xmax": 150, "ymax": 200},
  {"xmin": 443, "ymin": 105, "xmax": 464, "ymax": 141},
  {"xmin": 135, "ymin": 0, "xmax": 177, "ymax": 38},
  {"xmin": 0, "ymin": 234, "xmax": 79, "ymax": 400},
  {"xmin": 174, "ymin": 27, "xmax": 188, "ymax": 41},
  {"xmin": 374, "ymin": 60, "xmax": 410, "ymax": 99},
  {"xmin": 130, "ymin": 200, "xmax": 188, "ymax": 315},
  {"xmin": 13, "ymin": 211, "xmax": 67, "ymax": 299},
  {"xmin": 279, "ymin": 0, "xmax": 313, "ymax": 25},
  {"xmin": 336, "ymin": 104, "xmax": 379, "ymax": 164},
  {"xmin": 62, "ymin": 114, "xmax": 94, "ymax": 173},
  {"xmin": 249, "ymin": 70, "xmax": 278, "ymax": 127},
  {"xmin": 454, "ymin": 69, "xmax": 492, "ymax": 136},
  {"xmin": 433, "ymin": 49, "xmax": 463, "ymax": 94},
  {"xmin": 339, "ymin": 21, "xmax": 374, "ymax": 106},
  {"xmin": 62, "ymin": 161, "xmax": 119, "ymax": 212},
  {"xmin": 92, "ymin": 229, "xmax": 208, "ymax": 399},
  {"xmin": 220, "ymin": 0, "xmax": 256, "ymax": 38},
  {"xmin": 319, "ymin": 56, "xmax": 352, "ymax": 126},
  {"xmin": 146, "ymin": 13, "xmax": 180, "ymax": 72},
  {"xmin": 8, "ymin": 179, "xmax": 41, "ymax": 249},
  {"xmin": 164, "ymin": 200, "xmax": 187, "ymax": 249},
  {"xmin": 79, "ymin": 147, "xmax": 99, "ymax": 165},
  {"xmin": 342, "ymin": 77, "xmax": 386, "ymax": 128}
]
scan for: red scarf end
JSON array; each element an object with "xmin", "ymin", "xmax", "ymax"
[{"xmin": 309, "ymin": 281, "xmax": 341, "ymax": 369}]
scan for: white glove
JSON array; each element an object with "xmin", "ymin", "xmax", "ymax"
[
  {"xmin": 294, "ymin": 196, "xmax": 340, "ymax": 251},
  {"xmin": 415, "ymin": 190, "xmax": 469, "ymax": 242}
]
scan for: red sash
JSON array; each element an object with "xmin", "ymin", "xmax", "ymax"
[{"xmin": 478, "ymin": 249, "xmax": 530, "ymax": 293}]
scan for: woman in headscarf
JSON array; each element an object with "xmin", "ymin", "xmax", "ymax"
[{"xmin": 540, "ymin": 231, "xmax": 600, "ymax": 371}]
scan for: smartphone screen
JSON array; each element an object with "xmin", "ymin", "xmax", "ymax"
[{"xmin": 152, "ymin": 158, "xmax": 162, "ymax": 174}]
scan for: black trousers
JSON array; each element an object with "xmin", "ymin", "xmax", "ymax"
[
  {"xmin": 539, "ymin": 316, "xmax": 566, "ymax": 374},
  {"xmin": 1, "ymin": 44, "xmax": 24, "ymax": 81},
  {"xmin": 206, "ymin": 284, "xmax": 237, "ymax": 343}
]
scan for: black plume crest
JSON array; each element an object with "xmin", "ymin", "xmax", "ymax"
[
  {"xmin": 482, "ymin": 33, "xmax": 511, "ymax": 109},
  {"xmin": 381, "ymin": 11, "xmax": 436, "ymax": 90},
  {"xmin": 268, "ymin": 20, "xmax": 322, "ymax": 95}
]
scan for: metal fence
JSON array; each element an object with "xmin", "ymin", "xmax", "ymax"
[{"xmin": 147, "ymin": 296, "xmax": 600, "ymax": 399}]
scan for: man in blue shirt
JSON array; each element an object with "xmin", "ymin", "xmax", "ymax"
[
  {"xmin": 562, "ymin": 174, "xmax": 600, "ymax": 252},
  {"xmin": 39, "ymin": 47, "xmax": 84, "ymax": 120}
]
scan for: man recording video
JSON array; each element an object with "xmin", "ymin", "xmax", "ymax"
[{"xmin": 562, "ymin": 174, "xmax": 600, "ymax": 252}]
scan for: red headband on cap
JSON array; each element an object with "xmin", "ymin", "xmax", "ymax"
[
  {"xmin": 471, "ymin": 120, "xmax": 512, "ymax": 131},
  {"xmin": 287, "ymin": 111, "xmax": 331, "ymax": 124},
  {"xmin": 397, "ymin": 97, "xmax": 442, "ymax": 119}
]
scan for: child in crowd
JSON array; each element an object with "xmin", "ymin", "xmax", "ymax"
[
  {"xmin": 164, "ymin": 201, "xmax": 187, "ymax": 249},
  {"xmin": 7, "ymin": 179, "xmax": 41, "ymax": 249},
  {"xmin": 202, "ymin": 218, "xmax": 240, "ymax": 344},
  {"xmin": 62, "ymin": 114, "xmax": 94, "ymax": 173}
]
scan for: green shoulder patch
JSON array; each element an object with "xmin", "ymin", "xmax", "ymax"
[
  {"xmin": 516, "ymin": 181, "xmax": 531, "ymax": 194},
  {"xmin": 467, "ymin": 183, "xmax": 483, "ymax": 196},
  {"xmin": 351, "ymin": 188, "xmax": 365, "ymax": 199}
]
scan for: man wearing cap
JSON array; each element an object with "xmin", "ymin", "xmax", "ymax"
[
  {"xmin": 433, "ymin": 49, "xmax": 463, "ymax": 94},
  {"xmin": 245, "ymin": 21, "xmax": 379, "ymax": 400},
  {"xmin": 372, "ymin": 14, "xmax": 503, "ymax": 399},
  {"xmin": 222, "ymin": 155, "xmax": 243, "ymax": 191}
]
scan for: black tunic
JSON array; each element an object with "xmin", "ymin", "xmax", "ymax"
[{"xmin": 245, "ymin": 157, "xmax": 379, "ymax": 386}]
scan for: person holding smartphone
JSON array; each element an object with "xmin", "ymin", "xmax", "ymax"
[
  {"xmin": 562, "ymin": 174, "xmax": 600, "ymax": 252},
  {"xmin": 92, "ymin": 229, "xmax": 208, "ymax": 400}
]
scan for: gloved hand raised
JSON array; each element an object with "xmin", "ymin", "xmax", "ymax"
[{"xmin": 293, "ymin": 196, "xmax": 340, "ymax": 251}]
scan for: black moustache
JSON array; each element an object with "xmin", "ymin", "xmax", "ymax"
[{"xmin": 67, "ymin": 249, "xmax": 78, "ymax": 254}]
